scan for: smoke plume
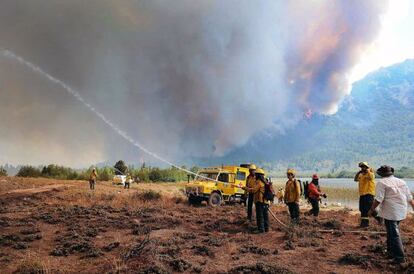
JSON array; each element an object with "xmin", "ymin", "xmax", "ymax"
[{"xmin": 0, "ymin": 0, "xmax": 388, "ymax": 167}]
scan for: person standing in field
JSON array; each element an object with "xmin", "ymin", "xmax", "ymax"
[
  {"xmin": 306, "ymin": 174, "xmax": 327, "ymax": 217},
  {"xmin": 368, "ymin": 165, "xmax": 414, "ymax": 264},
  {"xmin": 244, "ymin": 168, "xmax": 270, "ymax": 233},
  {"xmin": 89, "ymin": 168, "xmax": 98, "ymax": 190},
  {"xmin": 354, "ymin": 162, "xmax": 376, "ymax": 227},
  {"xmin": 245, "ymin": 164, "xmax": 257, "ymax": 222},
  {"xmin": 124, "ymin": 173, "xmax": 131, "ymax": 189},
  {"xmin": 284, "ymin": 169, "xmax": 301, "ymax": 223}
]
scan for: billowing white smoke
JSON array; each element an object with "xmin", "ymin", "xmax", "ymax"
[{"xmin": 0, "ymin": 0, "xmax": 388, "ymax": 166}]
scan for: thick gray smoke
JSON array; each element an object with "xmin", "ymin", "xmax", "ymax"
[{"xmin": 0, "ymin": 0, "xmax": 388, "ymax": 167}]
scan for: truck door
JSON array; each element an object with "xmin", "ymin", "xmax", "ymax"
[{"xmin": 235, "ymin": 170, "xmax": 246, "ymax": 194}]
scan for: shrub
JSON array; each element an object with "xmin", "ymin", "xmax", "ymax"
[
  {"xmin": 139, "ymin": 190, "xmax": 161, "ymax": 201},
  {"xmin": 0, "ymin": 166, "xmax": 7, "ymax": 176},
  {"xmin": 41, "ymin": 164, "xmax": 78, "ymax": 180},
  {"xmin": 114, "ymin": 160, "xmax": 128, "ymax": 175},
  {"xmin": 149, "ymin": 168, "xmax": 162, "ymax": 182},
  {"xmin": 16, "ymin": 166, "xmax": 42, "ymax": 178}
]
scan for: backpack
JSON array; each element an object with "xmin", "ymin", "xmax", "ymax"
[{"xmin": 264, "ymin": 181, "xmax": 275, "ymax": 202}]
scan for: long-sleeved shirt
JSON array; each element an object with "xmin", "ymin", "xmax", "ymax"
[
  {"xmin": 249, "ymin": 179, "xmax": 271, "ymax": 204},
  {"xmin": 308, "ymin": 183, "xmax": 322, "ymax": 200},
  {"xmin": 284, "ymin": 179, "xmax": 300, "ymax": 203},
  {"xmin": 245, "ymin": 174, "xmax": 256, "ymax": 194},
  {"xmin": 357, "ymin": 170, "xmax": 375, "ymax": 196},
  {"xmin": 89, "ymin": 170, "xmax": 98, "ymax": 180},
  {"xmin": 375, "ymin": 176, "xmax": 413, "ymax": 221}
]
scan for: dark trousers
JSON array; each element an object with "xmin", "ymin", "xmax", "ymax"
[
  {"xmin": 124, "ymin": 182, "xmax": 130, "ymax": 189},
  {"xmin": 309, "ymin": 198, "xmax": 320, "ymax": 216},
  {"xmin": 359, "ymin": 194, "xmax": 374, "ymax": 227},
  {"xmin": 287, "ymin": 202, "xmax": 300, "ymax": 222},
  {"xmin": 247, "ymin": 193, "xmax": 254, "ymax": 221},
  {"xmin": 255, "ymin": 202, "xmax": 269, "ymax": 232},
  {"xmin": 385, "ymin": 219, "xmax": 405, "ymax": 262},
  {"xmin": 89, "ymin": 179, "xmax": 95, "ymax": 190}
]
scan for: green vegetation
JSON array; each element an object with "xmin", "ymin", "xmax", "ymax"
[
  {"xmin": 114, "ymin": 160, "xmax": 128, "ymax": 175},
  {"xmin": 16, "ymin": 166, "xmax": 42, "ymax": 178},
  {"xmin": 394, "ymin": 166, "xmax": 414, "ymax": 178},
  {"xmin": 321, "ymin": 167, "xmax": 414, "ymax": 179},
  {"xmin": 0, "ymin": 166, "xmax": 7, "ymax": 176},
  {"xmin": 15, "ymin": 161, "xmax": 199, "ymax": 182}
]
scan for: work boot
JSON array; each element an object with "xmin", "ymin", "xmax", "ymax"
[{"xmin": 360, "ymin": 219, "xmax": 369, "ymax": 228}]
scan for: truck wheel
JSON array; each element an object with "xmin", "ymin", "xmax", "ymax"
[{"xmin": 208, "ymin": 192, "xmax": 222, "ymax": 207}]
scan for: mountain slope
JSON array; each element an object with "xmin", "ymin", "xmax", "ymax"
[{"xmin": 209, "ymin": 59, "xmax": 414, "ymax": 172}]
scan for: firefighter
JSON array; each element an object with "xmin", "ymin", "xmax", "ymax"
[
  {"xmin": 245, "ymin": 164, "xmax": 257, "ymax": 222},
  {"xmin": 306, "ymin": 174, "xmax": 327, "ymax": 217},
  {"xmin": 284, "ymin": 169, "xmax": 301, "ymax": 223},
  {"xmin": 354, "ymin": 162, "xmax": 375, "ymax": 227},
  {"xmin": 89, "ymin": 168, "xmax": 98, "ymax": 190},
  {"xmin": 244, "ymin": 168, "xmax": 269, "ymax": 233},
  {"xmin": 124, "ymin": 173, "xmax": 131, "ymax": 189}
]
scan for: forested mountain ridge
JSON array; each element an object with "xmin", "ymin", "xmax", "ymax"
[{"xmin": 207, "ymin": 59, "xmax": 414, "ymax": 174}]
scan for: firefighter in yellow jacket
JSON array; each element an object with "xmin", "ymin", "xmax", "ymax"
[
  {"xmin": 89, "ymin": 168, "xmax": 98, "ymax": 190},
  {"xmin": 245, "ymin": 164, "xmax": 257, "ymax": 222},
  {"xmin": 354, "ymin": 162, "xmax": 375, "ymax": 227},
  {"xmin": 244, "ymin": 168, "xmax": 269, "ymax": 233},
  {"xmin": 284, "ymin": 169, "xmax": 301, "ymax": 223}
]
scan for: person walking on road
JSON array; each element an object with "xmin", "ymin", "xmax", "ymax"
[
  {"xmin": 354, "ymin": 162, "xmax": 376, "ymax": 227},
  {"xmin": 284, "ymin": 169, "xmax": 301, "ymax": 223},
  {"xmin": 89, "ymin": 168, "xmax": 98, "ymax": 190},
  {"xmin": 368, "ymin": 165, "xmax": 414, "ymax": 264},
  {"xmin": 245, "ymin": 164, "xmax": 257, "ymax": 222},
  {"xmin": 306, "ymin": 174, "xmax": 327, "ymax": 217}
]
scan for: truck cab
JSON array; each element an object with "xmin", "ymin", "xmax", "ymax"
[{"xmin": 185, "ymin": 165, "xmax": 255, "ymax": 206}]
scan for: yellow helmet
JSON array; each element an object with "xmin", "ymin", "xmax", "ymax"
[
  {"xmin": 249, "ymin": 164, "xmax": 257, "ymax": 170},
  {"xmin": 256, "ymin": 168, "xmax": 265, "ymax": 175},
  {"xmin": 358, "ymin": 162, "xmax": 369, "ymax": 168},
  {"xmin": 287, "ymin": 168, "xmax": 296, "ymax": 176}
]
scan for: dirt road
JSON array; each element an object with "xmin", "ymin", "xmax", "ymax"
[{"xmin": 0, "ymin": 177, "xmax": 413, "ymax": 273}]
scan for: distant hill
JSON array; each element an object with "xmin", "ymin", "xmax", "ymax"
[{"xmin": 205, "ymin": 59, "xmax": 414, "ymax": 174}]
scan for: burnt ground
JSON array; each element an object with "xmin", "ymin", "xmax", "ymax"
[{"xmin": 0, "ymin": 177, "xmax": 413, "ymax": 273}]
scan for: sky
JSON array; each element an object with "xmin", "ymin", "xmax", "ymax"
[
  {"xmin": 0, "ymin": 0, "xmax": 413, "ymax": 168},
  {"xmin": 350, "ymin": 0, "xmax": 414, "ymax": 83}
]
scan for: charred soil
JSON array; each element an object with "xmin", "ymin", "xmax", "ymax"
[{"xmin": 0, "ymin": 177, "xmax": 413, "ymax": 273}]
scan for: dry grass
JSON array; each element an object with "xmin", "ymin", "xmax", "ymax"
[
  {"xmin": 45, "ymin": 180, "xmax": 187, "ymax": 210},
  {"xmin": 14, "ymin": 252, "xmax": 51, "ymax": 274}
]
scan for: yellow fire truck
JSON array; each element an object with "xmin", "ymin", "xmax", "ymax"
[{"xmin": 185, "ymin": 164, "xmax": 262, "ymax": 206}]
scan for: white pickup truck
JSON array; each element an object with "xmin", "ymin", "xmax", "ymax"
[{"xmin": 112, "ymin": 175, "xmax": 126, "ymax": 186}]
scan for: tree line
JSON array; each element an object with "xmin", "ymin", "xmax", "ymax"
[
  {"xmin": 0, "ymin": 161, "xmax": 199, "ymax": 182},
  {"xmin": 1, "ymin": 162, "xmax": 414, "ymax": 180}
]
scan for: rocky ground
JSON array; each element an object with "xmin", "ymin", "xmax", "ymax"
[{"xmin": 0, "ymin": 177, "xmax": 413, "ymax": 273}]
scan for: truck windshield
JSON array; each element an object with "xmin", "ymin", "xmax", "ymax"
[{"xmin": 196, "ymin": 173, "xmax": 218, "ymax": 181}]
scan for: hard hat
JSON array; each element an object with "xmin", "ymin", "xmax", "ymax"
[
  {"xmin": 287, "ymin": 169, "xmax": 296, "ymax": 175},
  {"xmin": 358, "ymin": 162, "xmax": 369, "ymax": 168},
  {"xmin": 256, "ymin": 168, "xmax": 265, "ymax": 175},
  {"xmin": 312, "ymin": 174, "xmax": 319, "ymax": 180},
  {"xmin": 249, "ymin": 164, "xmax": 257, "ymax": 170}
]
